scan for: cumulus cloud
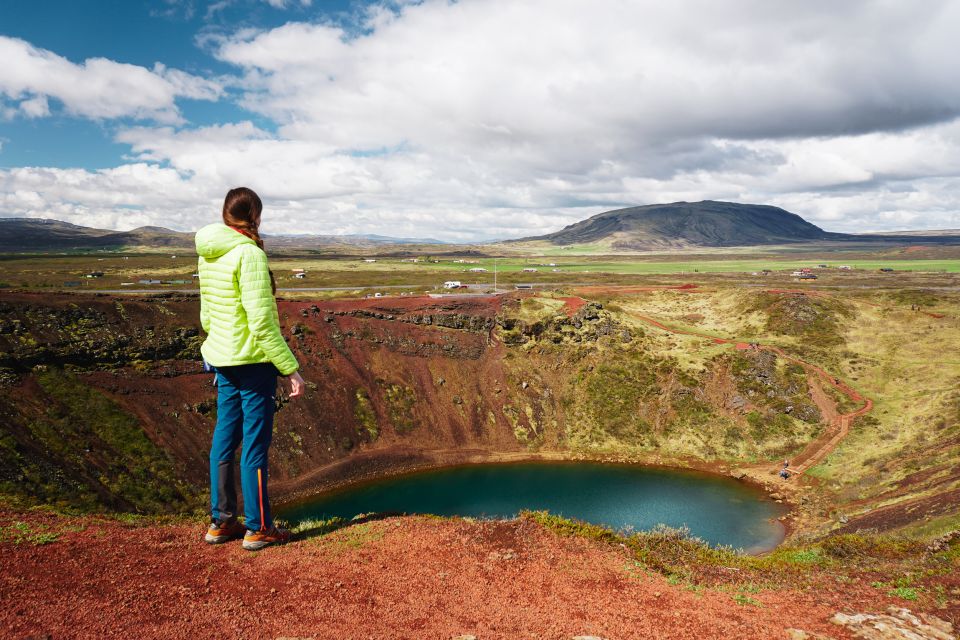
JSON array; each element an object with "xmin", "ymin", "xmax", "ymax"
[
  {"xmin": 0, "ymin": 164, "xmax": 218, "ymax": 231},
  {"xmin": 4, "ymin": 0, "xmax": 960, "ymax": 238},
  {"xmin": 0, "ymin": 36, "xmax": 222, "ymax": 123}
]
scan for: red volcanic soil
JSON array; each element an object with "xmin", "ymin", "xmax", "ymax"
[
  {"xmin": 0, "ymin": 508, "xmax": 918, "ymax": 640},
  {"xmin": 572, "ymin": 283, "xmax": 701, "ymax": 296},
  {"xmin": 558, "ymin": 296, "xmax": 588, "ymax": 317}
]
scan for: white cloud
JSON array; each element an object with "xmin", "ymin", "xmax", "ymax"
[
  {"xmin": 0, "ymin": 36, "xmax": 222, "ymax": 123},
  {"xmin": 18, "ymin": 95, "xmax": 49, "ymax": 119},
  {"xmin": 262, "ymin": 0, "xmax": 311, "ymax": 8}
]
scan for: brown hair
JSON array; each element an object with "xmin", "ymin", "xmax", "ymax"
[{"xmin": 222, "ymin": 187, "xmax": 276, "ymax": 294}]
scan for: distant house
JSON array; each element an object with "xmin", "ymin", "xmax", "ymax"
[
  {"xmin": 192, "ymin": 273, "xmax": 200, "ymax": 279},
  {"xmin": 791, "ymin": 271, "xmax": 804, "ymax": 277},
  {"xmin": 363, "ymin": 258, "xmax": 377, "ymax": 263},
  {"xmin": 468, "ymin": 267, "xmax": 487, "ymax": 272},
  {"xmin": 522, "ymin": 268, "xmax": 538, "ymax": 273},
  {"xmin": 85, "ymin": 271, "xmax": 104, "ymax": 278},
  {"xmin": 120, "ymin": 282, "xmax": 135, "ymax": 286},
  {"xmin": 443, "ymin": 281, "xmax": 462, "ymax": 289},
  {"xmin": 138, "ymin": 279, "xmax": 161, "ymax": 285},
  {"xmin": 838, "ymin": 265, "xmax": 853, "ymax": 270}
]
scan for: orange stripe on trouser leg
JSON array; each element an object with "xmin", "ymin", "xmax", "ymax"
[{"xmin": 257, "ymin": 468, "xmax": 266, "ymax": 531}]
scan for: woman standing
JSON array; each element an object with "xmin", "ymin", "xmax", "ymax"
[{"xmin": 195, "ymin": 187, "xmax": 305, "ymax": 550}]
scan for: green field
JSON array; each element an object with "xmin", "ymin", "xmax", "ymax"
[{"xmin": 2, "ymin": 252, "xmax": 960, "ymax": 292}]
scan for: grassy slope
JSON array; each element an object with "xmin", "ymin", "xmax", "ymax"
[{"xmin": 808, "ymin": 293, "xmax": 960, "ymax": 507}]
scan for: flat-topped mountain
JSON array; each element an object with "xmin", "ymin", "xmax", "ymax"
[{"xmin": 513, "ymin": 200, "xmax": 839, "ymax": 249}]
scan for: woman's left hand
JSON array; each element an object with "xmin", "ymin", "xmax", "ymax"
[{"xmin": 286, "ymin": 371, "xmax": 305, "ymax": 398}]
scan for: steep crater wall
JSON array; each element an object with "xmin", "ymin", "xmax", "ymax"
[{"xmin": 0, "ymin": 291, "xmax": 832, "ymax": 513}]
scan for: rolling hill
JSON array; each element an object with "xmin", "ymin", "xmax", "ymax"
[
  {"xmin": 0, "ymin": 218, "xmax": 449, "ymax": 252},
  {"xmin": 0, "ymin": 219, "xmax": 195, "ymax": 251}
]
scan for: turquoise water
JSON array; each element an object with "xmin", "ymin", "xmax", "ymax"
[{"xmin": 279, "ymin": 461, "xmax": 786, "ymax": 552}]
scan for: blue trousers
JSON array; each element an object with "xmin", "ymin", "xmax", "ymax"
[{"xmin": 209, "ymin": 363, "xmax": 278, "ymax": 531}]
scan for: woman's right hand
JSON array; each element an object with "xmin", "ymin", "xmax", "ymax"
[{"xmin": 286, "ymin": 371, "xmax": 305, "ymax": 398}]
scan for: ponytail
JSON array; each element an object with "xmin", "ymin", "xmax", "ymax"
[{"xmin": 222, "ymin": 187, "xmax": 277, "ymax": 294}]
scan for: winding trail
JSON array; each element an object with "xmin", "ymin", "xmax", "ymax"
[{"xmin": 562, "ymin": 290, "xmax": 874, "ymax": 476}]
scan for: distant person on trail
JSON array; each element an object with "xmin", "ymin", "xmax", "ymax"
[{"xmin": 195, "ymin": 187, "xmax": 305, "ymax": 550}]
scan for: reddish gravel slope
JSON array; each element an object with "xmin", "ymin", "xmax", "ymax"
[{"xmin": 0, "ymin": 509, "xmax": 880, "ymax": 640}]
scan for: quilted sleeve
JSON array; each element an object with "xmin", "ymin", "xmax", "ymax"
[
  {"xmin": 237, "ymin": 246, "xmax": 299, "ymax": 375},
  {"xmin": 198, "ymin": 258, "xmax": 211, "ymax": 334}
]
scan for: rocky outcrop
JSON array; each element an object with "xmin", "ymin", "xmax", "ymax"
[{"xmin": 497, "ymin": 302, "xmax": 633, "ymax": 346}]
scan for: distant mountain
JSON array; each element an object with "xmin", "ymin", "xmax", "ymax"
[
  {"xmin": 350, "ymin": 233, "xmax": 450, "ymax": 245},
  {"xmin": 267, "ymin": 233, "xmax": 450, "ymax": 246},
  {"xmin": 862, "ymin": 229, "xmax": 960, "ymax": 237},
  {"xmin": 0, "ymin": 218, "xmax": 450, "ymax": 252},
  {"xmin": 512, "ymin": 201, "xmax": 840, "ymax": 249},
  {"xmin": 0, "ymin": 218, "xmax": 195, "ymax": 251}
]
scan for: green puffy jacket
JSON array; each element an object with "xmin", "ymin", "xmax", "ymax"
[{"xmin": 195, "ymin": 223, "xmax": 299, "ymax": 376}]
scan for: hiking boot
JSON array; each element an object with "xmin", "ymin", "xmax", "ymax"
[
  {"xmin": 204, "ymin": 518, "xmax": 246, "ymax": 544},
  {"xmin": 242, "ymin": 526, "xmax": 291, "ymax": 551}
]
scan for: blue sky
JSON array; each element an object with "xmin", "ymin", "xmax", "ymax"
[
  {"xmin": 2, "ymin": 0, "xmax": 960, "ymax": 240},
  {"xmin": 1, "ymin": 0, "xmax": 351, "ymax": 168}
]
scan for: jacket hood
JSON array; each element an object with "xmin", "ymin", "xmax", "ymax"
[{"xmin": 195, "ymin": 223, "xmax": 255, "ymax": 259}]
